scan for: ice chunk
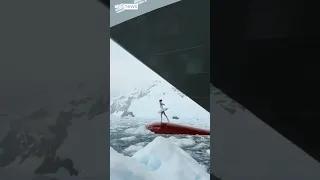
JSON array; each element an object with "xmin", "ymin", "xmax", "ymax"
[
  {"xmin": 119, "ymin": 136, "xmax": 137, "ymax": 142},
  {"xmin": 168, "ymin": 136, "xmax": 196, "ymax": 148},
  {"xmin": 123, "ymin": 145, "xmax": 144, "ymax": 156},
  {"xmin": 132, "ymin": 136, "xmax": 209, "ymax": 180},
  {"xmin": 125, "ymin": 125, "xmax": 152, "ymax": 135},
  {"xmin": 135, "ymin": 142, "xmax": 148, "ymax": 146},
  {"xmin": 110, "ymin": 136, "xmax": 209, "ymax": 180},
  {"xmin": 110, "ymin": 147, "xmax": 156, "ymax": 180}
]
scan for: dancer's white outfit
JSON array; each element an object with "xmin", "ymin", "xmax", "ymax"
[
  {"xmin": 158, "ymin": 101, "xmax": 170, "ymax": 123},
  {"xmin": 158, "ymin": 102, "xmax": 168, "ymax": 113}
]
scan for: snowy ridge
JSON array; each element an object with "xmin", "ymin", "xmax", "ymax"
[{"xmin": 111, "ymin": 80, "xmax": 209, "ymax": 120}]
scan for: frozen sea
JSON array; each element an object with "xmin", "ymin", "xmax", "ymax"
[{"xmin": 110, "ymin": 116, "xmax": 211, "ymax": 173}]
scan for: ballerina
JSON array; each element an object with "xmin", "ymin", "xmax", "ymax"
[{"xmin": 158, "ymin": 99, "xmax": 170, "ymax": 123}]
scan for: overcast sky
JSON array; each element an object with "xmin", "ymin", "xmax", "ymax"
[{"xmin": 110, "ymin": 39, "xmax": 161, "ymax": 93}]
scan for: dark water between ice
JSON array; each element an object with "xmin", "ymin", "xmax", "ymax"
[{"xmin": 110, "ymin": 119, "xmax": 210, "ymax": 173}]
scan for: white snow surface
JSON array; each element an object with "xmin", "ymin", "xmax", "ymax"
[
  {"xmin": 168, "ymin": 136, "xmax": 197, "ymax": 148},
  {"xmin": 130, "ymin": 81, "xmax": 209, "ymax": 119},
  {"xmin": 111, "ymin": 136, "xmax": 210, "ymax": 180},
  {"xmin": 123, "ymin": 145, "xmax": 144, "ymax": 155},
  {"xmin": 124, "ymin": 125, "xmax": 153, "ymax": 135}
]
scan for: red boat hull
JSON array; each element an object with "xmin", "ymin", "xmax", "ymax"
[{"xmin": 146, "ymin": 122, "xmax": 210, "ymax": 135}]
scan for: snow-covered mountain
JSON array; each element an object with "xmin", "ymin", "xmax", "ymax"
[
  {"xmin": 110, "ymin": 80, "xmax": 209, "ymax": 120},
  {"xmin": 0, "ymin": 81, "xmax": 109, "ymax": 178}
]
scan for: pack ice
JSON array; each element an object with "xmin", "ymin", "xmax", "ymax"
[{"xmin": 110, "ymin": 136, "xmax": 210, "ymax": 180}]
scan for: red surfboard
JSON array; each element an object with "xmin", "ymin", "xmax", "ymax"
[{"xmin": 146, "ymin": 122, "xmax": 210, "ymax": 135}]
